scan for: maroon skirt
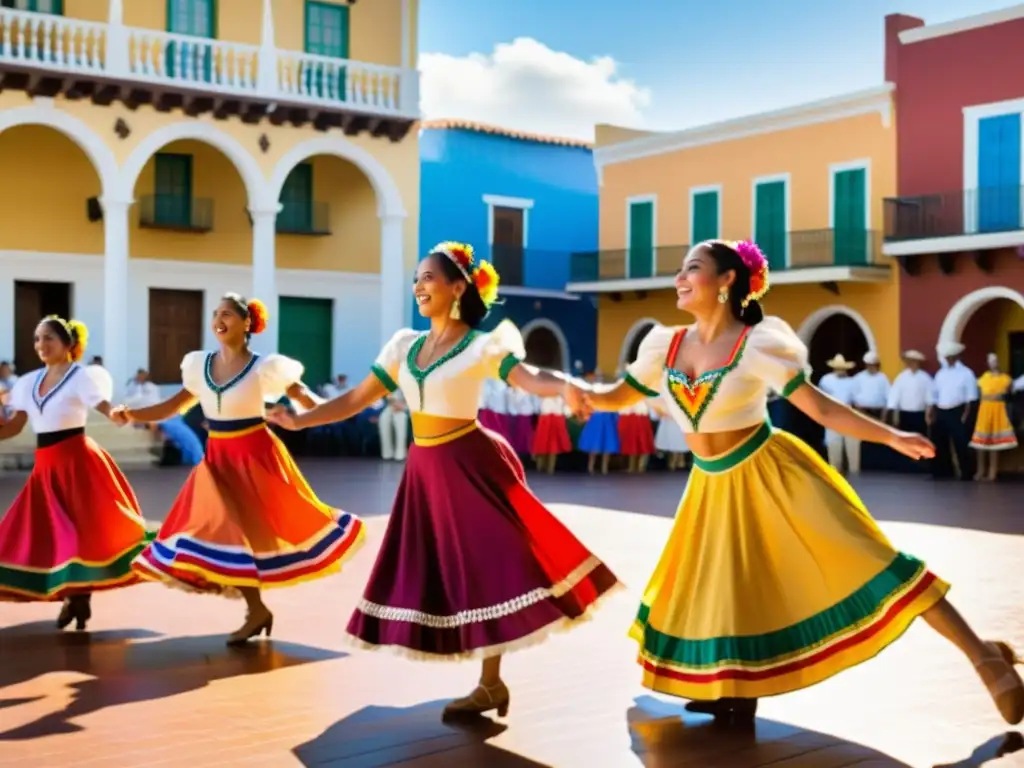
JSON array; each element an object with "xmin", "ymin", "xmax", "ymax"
[{"xmin": 346, "ymin": 423, "xmax": 620, "ymax": 660}]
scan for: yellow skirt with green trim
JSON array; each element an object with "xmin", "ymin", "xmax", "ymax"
[{"xmin": 631, "ymin": 421, "xmax": 949, "ymax": 700}]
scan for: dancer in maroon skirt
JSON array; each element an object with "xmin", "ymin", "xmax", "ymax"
[{"xmin": 269, "ymin": 241, "xmax": 620, "ymax": 720}]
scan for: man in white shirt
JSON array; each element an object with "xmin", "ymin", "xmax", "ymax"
[
  {"xmin": 927, "ymin": 341, "xmax": 979, "ymax": 480},
  {"xmin": 885, "ymin": 350, "xmax": 932, "ymax": 473},
  {"xmin": 124, "ymin": 368, "xmax": 162, "ymax": 409},
  {"xmin": 378, "ymin": 389, "xmax": 409, "ymax": 461},
  {"xmin": 852, "ymin": 351, "xmax": 890, "ymax": 420},
  {"xmin": 818, "ymin": 354, "xmax": 860, "ymax": 474}
]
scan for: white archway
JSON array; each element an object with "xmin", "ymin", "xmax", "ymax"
[
  {"xmin": 938, "ymin": 286, "xmax": 1024, "ymax": 350},
  {"xmin": 117, "ymin": 121, "xmax": 267, "ymax": 206},
  {"xmin": 0, "ymin": 104, "xmax": 119, "ymax": 197},
  {"xmin": 797, "ymin": 304, "xmax": 878, "ymax": 353},
  {"xmin": 521, "ymin": 318, "xmax": 570, "ymax": 372},
  {"xmin": 267, "ymin": 135, "xmax": 406, "ymax": 218},
  {"xmin": 618, "ymin": 316, "xmax": 660, "ymax": 369}
]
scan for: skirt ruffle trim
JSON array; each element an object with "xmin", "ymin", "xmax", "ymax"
[
  {"xmin": 344, "ymin": 579, "xmax": 626, "ymax": 662},
  {"xmin": 630, "ymin": 555, "xmax": 949, "ymax": 700},
  {"xmin": 0, "ymin": 538, "xmax": 150, "ymax": 602},
  {"xmin": 132, "ymin": 516, "xmax": 366, "ymax": 599},
  {"xmin": 970, "ymin": 429, "xmax": 1019, "ymax": 451}
]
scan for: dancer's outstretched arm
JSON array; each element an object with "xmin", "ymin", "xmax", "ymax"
[
  {"xmin": 583, "ymin": 379, "xmax": 647, "ymax": 413},
  {"xmin": 268, "ymin": 373, "xmax": 387, "ymax": 430},
  {"xmin": 283, "ymin": 382, "xmax": 323, "ymax": 411},
  {"xmin": 788, "ymin": 382, "xmax": 934, "ymax": 459},
  {"xmin": 0, "ymin": 411, "xmax": 27, "ymax": 440},
  {"xmin": 115, "ymin": 390, "xmax": 196, "ymax": 425}
]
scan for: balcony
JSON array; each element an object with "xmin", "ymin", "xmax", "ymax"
[
  {"xmin": 138, "ymin": 194, "xmax": 213, "ymax": 232},
  {"xmin": 566, "ymin": 230, "xmax": 890, "ymax": 293},
  {"xmin": 0, "ymin": 5, "xmax": 418, "ymax": 141},
  {"xmin": 471, "ymin": 245, "xmax": 582, "ymax": 298},
  {"xmin": 882, "ymin": 186, "xmax": 1024, "ymax": 257},
  {"xmin": 276, "ymin": 201, "xmax": 330, "ymax": 236}
]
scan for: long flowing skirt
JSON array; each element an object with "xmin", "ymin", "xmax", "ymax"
[
  {"xmin": 0, "ymin": 431, "xmax": 151, "ymax": 602},
  {"xmin": 533, "ymin": 413, "xmax": 572, "ymax": 455},
  {"xmin": 506, "ymin": 413, "xmax": 536, "ymax": 454},
  {"xmin": 133, "ymin": 419, "xmax": 365, "ymax": 597},
  {"xmin": 971, "ymin": 401, "xmax": 1018, "ymax": 451},
  {"xmin": 578, "ymin": 412, "xmax": 620, "ymax": 454},
  {"xmin": 618, "ymin": 414, "xmax": 655, "ymax": 456},
  {"xmin": 632, "ymin": 421, "xmax": 948, "ymax": 700},
  {"xmin": 347, "ymin": 423, "xmax": 621, "ymax": 660},
  {"xmin": 655, "ymin": 416, "xmax": 690, "ymax": 454}
]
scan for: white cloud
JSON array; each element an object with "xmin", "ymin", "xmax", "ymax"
[{"xmin": 418, "ymin": 37, "xmax": 652, "ymax": 142}]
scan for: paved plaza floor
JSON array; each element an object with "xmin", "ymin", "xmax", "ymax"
[{"xmin": 1, "ymin": 460, "xmax": 1022, "ymax": 767}]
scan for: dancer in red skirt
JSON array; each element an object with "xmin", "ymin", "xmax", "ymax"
[
  {"xmin": 269, "ymin": 242, "xmax": 620, "ymax": 720},
  {"xmin": 617, "ymin": 400, "xmax": 655, "ymax": 473},
  {"xmin": 0, "ymin": 316, "xmax": 150, "ymax": 630},
  {"xmin": 532, "ymin": 395, "xmax": 572, "ymax": 473},
  {"xmin": 112, "ymin": 294, "xmax": 365, "ymax": 645}
]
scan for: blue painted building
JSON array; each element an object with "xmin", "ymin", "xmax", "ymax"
[{"xmin": 416, "ymin": 120, "xmax": 599, "ymax": 373}]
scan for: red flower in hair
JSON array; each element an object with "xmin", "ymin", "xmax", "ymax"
[
  {"xmin": 247, "ymin": 299, "xmax": 269, "ymax": 335},
  {"xmin": 432, "ymin": 241, "xmax": 475, "ymax": 276}
]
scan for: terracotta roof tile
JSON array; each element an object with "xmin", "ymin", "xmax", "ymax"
[{"xmin": 419, "ymin": 118, "xmax": 592, "ymax": 148}]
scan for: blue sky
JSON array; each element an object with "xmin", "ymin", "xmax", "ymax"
[{"xmin": 418, "ymin": 0, "xmax": 1011, "ymax": 136}]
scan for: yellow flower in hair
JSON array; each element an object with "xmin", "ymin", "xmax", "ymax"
[
  {"xmin": 472, "ymin": 260, "xmax": 500, "ymax": 306},
  {"xmin": 66, "ymin": 319, "xmax": 89, "ymax": 362}
]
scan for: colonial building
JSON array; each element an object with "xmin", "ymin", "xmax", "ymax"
[
  {"xmin": 571, "ymin": 83, "xmax": 898, "ymax": 381},
  {"xmin": 418, "ymin": 120, "xmax": 598, "ymax": 372},
  {"xmin": 0, "ymin": 0, "xmax": 419, "ymax": 394},
  {"xmin": 883, "ymin": 6, "xmax": 1024, "ymax": 375}
]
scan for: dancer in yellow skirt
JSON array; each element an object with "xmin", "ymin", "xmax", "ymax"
[
  {"xmin": 970, "ymin": 353, "xmax": 1018, "ymax": 481},
  {"xmin": 111, "ymin": 294, "xmax": 365, "ymax": 645},
  {"xmin": 581, "ymin": 239, "xmax": 1024, "ymax": 725}
]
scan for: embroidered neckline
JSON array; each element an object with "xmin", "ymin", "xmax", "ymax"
[
  {"xmin": 406, "ymin": 330, "xmax": 479, "ymax": 410},
  {"xmin": 32, "ymin": 364, "xmax": 80, "ymax": 414},
  {"xmin": 664, "ymin": 327, "xmax": 752, "ymax": 431},
  {"xmin": 204, "ymin": 352, "xmax": 260, "ymax": 413}
]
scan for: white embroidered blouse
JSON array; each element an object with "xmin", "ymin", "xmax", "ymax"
[
  {"xmin": 180, "ymin": 351, "xmax": 304, "ymax": 420},
  {"xmin": 370, "ymin": 321, "xmax": 526, "ymax": 420},
  {"xmin": 625, "ymin": 316, "xmax": 810, "ymax": 434},
  {"xmin": 7, "ymin": 363, "xmax": 113, "ymax": 433}
]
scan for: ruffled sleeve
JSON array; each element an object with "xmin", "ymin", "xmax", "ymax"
[
  {"xmin": 625, "ymin": 325, "xmax": 675, "ymax": 397},
  {"xmin": 481, "ymin": 320, "xmax": 527, "ymax": 381},
  {"xmin": 180, "ymin": 351, "xmax": 206, "ymax": 396},
  {"xmin": 746, "ymin": 317, "xmax": 811, "ymax": 397},
  {"xmin": 372, "ymin": 329, "xmax": 419, "ymax": 393},
  {"xmin": 6, "ymin": 376, "xmax": 32, "ymax": 413},
  {"xmin": 259, "ymin": 353, "xmax": 305, "ymax": 401},
  {"xmin": 77, "ymin": 364, "xmax": 114, "ymax": 408}
]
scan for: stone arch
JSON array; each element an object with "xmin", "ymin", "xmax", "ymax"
[
  {"xmin": 521, "ymin": 318, "xmax": 570, "ymax": 371},
  {"xmin": 0, "ymin": 104, "xmax": 119, "ymax": 198},
  {"xmin": 267, "ymin": 135, "xmax": 406, "ymax": 218},
  {"xmin": 117, "ymin": 121, "xmax": 267, "ymax": 207},
  {"xmin": 618, "ymin": 317, "xmax": 659, "ymax": 370},
  {"xmin": 938, "ymin": 286, "xmax": 1024, "ymax": 351},
  {"xmin": 797, "ymin": 305, "xmax": 878, "ymax": 353}
]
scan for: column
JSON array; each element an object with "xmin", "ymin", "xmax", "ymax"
[
  {"xmin": 0, "ymin": 278, "xmax": 14, "ymax": 364},
  {"xmin": 256, "ymin": 0, "xmax": 278, "ymax": 98},
  {"xmin": 249, "ymin": 206, "xmax": 279, "ymax": 355},
  {"xmin": 379, "ymin": 213, "xmax": 406, "ymax": 347},
  {"xmin": 106, "ymin": 0, "xmax": 129, "ymax": 76},
  {"xmin": 100, "ymin": 196, "xmax": 131, "ymax": 399}
]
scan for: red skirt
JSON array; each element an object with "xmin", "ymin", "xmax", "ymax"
[
  {"xmin": 347, "ymin": 423, "xmax": 621, "ymax": 660},
  {"xmin": 0, "ymin": 431, "xmax": 150, "ymax": 602},
  {"xmin": 133, "ymin": 420, "xmax": 365, "ymax": 597},
  {"xmin": 532, "ymin": 413, "xmax": 572, "ymax": 455},
  {"xmin": 618, "ymin": 414, "xmax": 655, "ymax": 456}
]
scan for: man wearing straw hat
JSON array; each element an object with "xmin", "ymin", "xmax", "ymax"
[
  {"xmin": 852, "ymin": 351, "xmax": 891, "ymax": 471},
  {"xmin": 927, "ymin": 341, "xmax": 979, "ymax": 480},
  {"xmin": 886, "ymin": 350, "xmax": 933, "ymax": 473},
  {"xmin": 818, "ymin": 354, "xmax": 860, "ymax": 474}
]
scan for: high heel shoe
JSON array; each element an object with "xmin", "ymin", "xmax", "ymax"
[
  {"xmin": 226, "ymin": 610, "xmax": 274, "ymax": 646},
  {"xmin": 975, "ymin": 640, "xmax": 1024, "ymax": 725},
  {"xmin": 685, "ymin": 697, "xmax": 758, "ymax": 724},
  {"xmin": 74, "ymin": 594, "xmax": 92, "ymax": 631},
  {"xmin": 442, "ymin": 681, "xmax": 511, "ymax": 720}
]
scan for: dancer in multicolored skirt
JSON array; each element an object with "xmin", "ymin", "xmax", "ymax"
[
  {"xmin": 268, "ymin": 242, "xmax": 620, "ymax": 719},
  {"xmin": 582, "ymin": 239, "xmax": 1024, "ymax": 726},
  {"xmin": 112, "ymin": 294, "xmax": 365, "ymax": 645},
  {"xmin": 0, "ymin": 316, "xmax": 151, "ymax": 630}
]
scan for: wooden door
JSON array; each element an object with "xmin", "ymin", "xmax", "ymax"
[
  {"xmin": 492, "ymin": 206, "xmax": 524, "ymax": 286},
  {"xmin": 149, "ymin": 289, "xmax": 204, "ymax": 384},
  {"xmin": 278, "ymin": 296, "xmax": 333, "ymax": 391},
  {"xmin": 14, "ymin": 281, "xmax": 70, "ymax": 375}
]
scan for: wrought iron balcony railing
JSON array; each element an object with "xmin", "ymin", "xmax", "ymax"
[
  {"xmin": 138, "ymin": 194, "xmax": 213, "ymax": 232},
  {"xmin": 276, "ymin": 201, "xmax": 330, "ymax": 236},
  {"xmin": 883, "ymin": 186, "xmax": 1024, "ymax": 241}
]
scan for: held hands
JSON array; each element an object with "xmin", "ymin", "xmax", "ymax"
[
  {"xmin": 108, "ymin": 405, "xmax": 132, "ymax": 427},
  {"xmin": 266, "ymin": 404, "xmax": 300, "ymax": 430},
  {"xmin": 887, "ymin": 429, "xmax": 936, "ymax": 461},
  {"xmin": 563, "ymin": 381, "xmax": 593, "ymax": 421}
]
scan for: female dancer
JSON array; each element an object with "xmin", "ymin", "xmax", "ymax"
[
  {"xmin": 970, "ymin": 352, "xmax": 1018, "ymax": 480},
  {"xmin": 653, "ymin": 396, "xmax": 689, "ymax": 470},
  {"xmin": 617, "ymin": 399, "xmax": 655, "ymax": 473},
  {"xmin": 532, "ymin": 394, "xmax": 572, "ymax": 474},
  {"xmin": 112, "ymin": 294, "xmax": 365, "ymax": 645},
  {"xmin": 268, "ymin": 242, "xmax": 620, "ymax": 719},
  {"xmin": 577, "ymin": 372, "xmax": 619, "ymax": 474},
  {"xmin": 0, "ymin": 316, "xmax": 150, "ymax": 630},
  {"xmin": 582, "ymin": 239, "xmax": 1024, "ymax": 725}
]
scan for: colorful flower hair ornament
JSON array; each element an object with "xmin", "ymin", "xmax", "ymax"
[
  {"xmin": 432, "ymin": 241, "xmax": 476, "ymax": 280},
  {"xmin": 471, "ymin": 261, "xmax": 500, "ymax": 307},
  {"xmin": 431, "ymin": 240, "xmax": 502, "ymax": 307},
  {"xmin": 45, "ymin": 315, "xmax": 89, "ymax": 362},
  {"xmin": 731, "ymin": 240, "xmax": 770, "ymax": 308},
  {"xmin": 247, "ymin": 298, "xmax": 269, "ymax": 335}
]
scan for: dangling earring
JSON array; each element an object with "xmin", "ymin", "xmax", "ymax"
[
  {"xmin": 449, "ymin": 299, "xmax": 462, "ymax": 320},
  {"xmin": 717, "ymin": 288, "xmax": 729, "ymax": 304}
]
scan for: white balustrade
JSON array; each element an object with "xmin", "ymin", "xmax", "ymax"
[{"xmin": 0, "ymin": 7, "xmax": 418, "ymax": 117}]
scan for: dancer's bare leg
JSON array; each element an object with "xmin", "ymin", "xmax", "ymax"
[{"xmin": 227, "ymin": 586, "xmax": 274, "ymax": 645}]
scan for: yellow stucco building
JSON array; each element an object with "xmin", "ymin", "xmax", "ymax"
[
  {"xmin": 0, "ymin": 0, "xmax": 419, "ymax": 393},
  {"xmin": 568, "ymin": 84, "xmax": 902, "ymax": 379}
]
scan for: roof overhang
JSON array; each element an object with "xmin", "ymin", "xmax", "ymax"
[
  {"xmin": 882, "ymin": 230, "xmax": 1024, "ymax": 257},
  {"xmin": 566, "ymin": 265, "xmax": 891, "ymax": 294}
]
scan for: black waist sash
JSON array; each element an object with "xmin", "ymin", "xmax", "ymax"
[{"xmin": 37, "ymin": 427, "xmax": 86, "ymax": 448}]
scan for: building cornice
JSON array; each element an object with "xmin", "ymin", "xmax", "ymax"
[{"xmin": 898, "ymin": 4, "xmax": 1024, "ymax": 44}]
